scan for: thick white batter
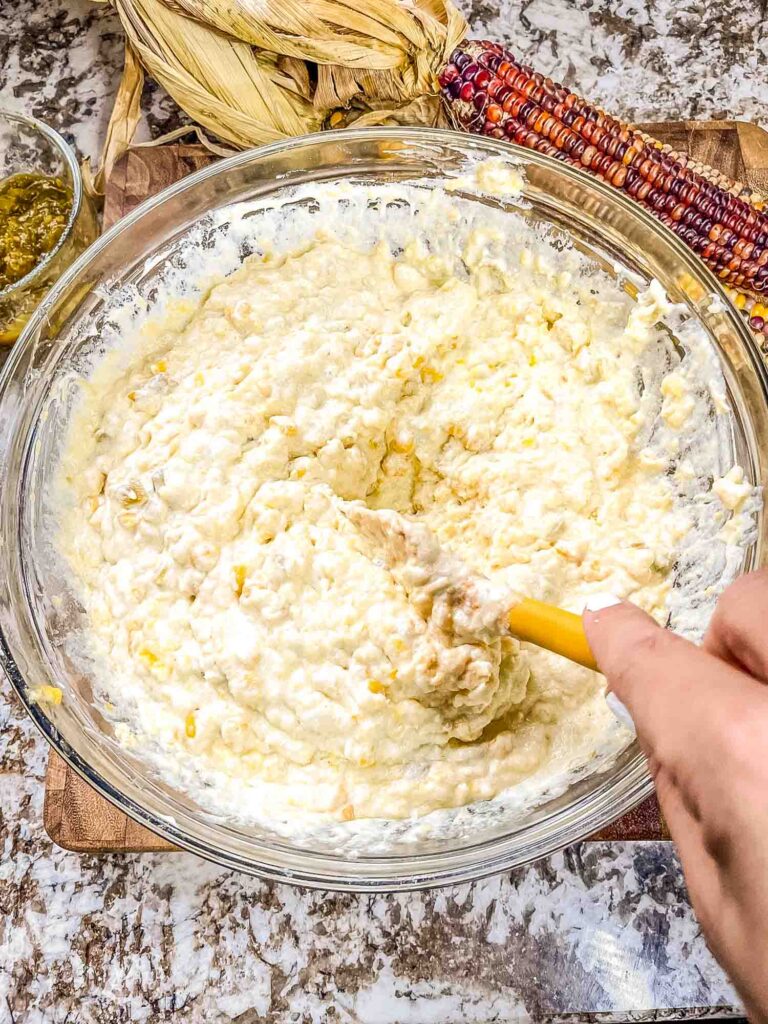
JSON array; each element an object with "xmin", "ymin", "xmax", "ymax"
[{"xmin": 59, "ymin": 206, "xmax": 724, "ymax": 825}]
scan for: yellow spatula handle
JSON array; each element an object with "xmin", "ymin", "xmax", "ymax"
[{"xmin": 507, "ymin": 598, "xmax": 598, "ymax": 672}]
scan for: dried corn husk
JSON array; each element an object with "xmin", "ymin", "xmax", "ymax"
[
  {"xmin": 92, "ymin": 0, "xmax": 466, "ymax": 194},
  {"xmin": 115, "ymin": 0, "xmax": 321, "ymax": 142},
  {"xmin": 82, "ymin": 42, "xmax": 144, "ymax": 195}
]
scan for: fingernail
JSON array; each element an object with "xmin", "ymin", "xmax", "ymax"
[
  {"xmin": 606, "ymin": 692, "xmax": 635, "ymax": 732},
  {"xmin": 584, "ymin": 593, "xmax": 622, "ymax": 613}
]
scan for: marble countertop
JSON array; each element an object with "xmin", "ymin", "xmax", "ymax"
[
  {"xmin": 1, "ymin": 0, "xmax": 762, "ymax": 1019},
  {"xmin": 1, "ymin": 0, "xmax": 765, "ymax": 163},
  {"xmin": 1, "ymin": 698, "xmax": 742, "ymax": 1022}
]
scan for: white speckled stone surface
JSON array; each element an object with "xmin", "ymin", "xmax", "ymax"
[
  {"xmin": 0, "ymin": 690, "xmax": 743, "ymax": 1023},
  {"xmin": 0, "ymin": 0, "xmax": 765, "ymax": 164},
  {"xmin": 0, "ymin": 0, "xmax": 761, "ymax": 1019}
]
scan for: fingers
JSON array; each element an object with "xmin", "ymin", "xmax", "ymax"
[
  {"xmin": 652, "ymin": 764, "xmax": 720, "ymax": 921},
  {"xmin": 586, "ymin": 594, "xmax": 768, "ymax": 1023},
  {"xmin": 703, "ymin": 570, "xmax": 768, "ymax": 682},
  {"xmin": 582, "ymin": 598, "xmax": 765, "ymax": 796}
]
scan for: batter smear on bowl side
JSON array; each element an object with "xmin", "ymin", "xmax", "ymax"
[{"xmin": 56, "ymin": 181, "xmax": 753, "ymax": 827}]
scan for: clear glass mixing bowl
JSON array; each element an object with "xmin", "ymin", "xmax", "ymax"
[{"xmin": 1, "ymin": 128, "xmax": 766, "ymax": 891}]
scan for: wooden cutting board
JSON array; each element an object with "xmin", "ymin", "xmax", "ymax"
[{"xmin": 43, "ymin": 120, "xmax": 768, "ymax": 854}]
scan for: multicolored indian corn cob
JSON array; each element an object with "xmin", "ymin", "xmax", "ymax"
[{"xmin": 439, "ymin": 40, "xmax": 768, "ymax": 341}]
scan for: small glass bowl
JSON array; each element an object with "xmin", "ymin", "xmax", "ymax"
[{"xmin": 0, "ymin": 111, "xmax": 98, "ymax": 346}]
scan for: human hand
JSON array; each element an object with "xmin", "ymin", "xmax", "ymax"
[{"xmin": 583, "ymin": 574, "xmax": 768, "ymax": 1023}]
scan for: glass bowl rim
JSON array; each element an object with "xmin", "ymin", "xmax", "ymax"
[
  {"xmin": 0, "ymin": 108, "xmax": 84, "ymax": 301},
  {"xmin": 1, "ymin": 125, "xmax": 765, "ymax": 889}
]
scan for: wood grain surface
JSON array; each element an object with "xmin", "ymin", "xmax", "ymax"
[{"xmin": 44, "ymin": 121, "xmax": 768, "ymax": 854}]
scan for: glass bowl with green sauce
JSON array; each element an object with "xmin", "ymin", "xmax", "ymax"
[{"xmin": 0, "ymin": 111, "xmax": 98, "ymax": 346}]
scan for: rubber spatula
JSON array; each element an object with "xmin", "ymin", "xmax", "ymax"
[{"xmin": 343, "ymin": 503, "xmax": 598, "ymax": 672}]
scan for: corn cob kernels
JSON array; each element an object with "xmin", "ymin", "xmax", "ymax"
[{"xmin": 439, "ymin": 40, "xmax": 768, "ymax": 300}]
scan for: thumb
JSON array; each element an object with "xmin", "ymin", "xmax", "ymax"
[
  {"xmin": 582, "ymin": 595, "xmax": 760, "ymax": 780},
  {"xmin": 582, "ymin": 595, "xmax": 686, "ymax": 708}
]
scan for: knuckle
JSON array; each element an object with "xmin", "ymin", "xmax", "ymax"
[
  {"xmin": 714, "ymin": 570, "xmax": 768, "ymax": 623},
  {"xmin": 722, "ymin": 710, "xmax": 767, "ymax": 755},
  {"xmin": 709, "ymin": 596, "xmax": 741, "ymax": 645},
  {"xmin": 623, "ymin": 622, "xmax": 667, "ymax": 661},
  {"xmin": 714, "ymin": 704, "xmax": 768, "ymax": 786},
  {"xmin": 701, "ymin": 820, "xmax": 733, "ymax": 868},
  {"xmin": 708, "ymin": 572, "xmax": 768, "ymax": 676},
  {"xmin": 608, "ymin": 622, "xmax": 668, "ymax": 689}
]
